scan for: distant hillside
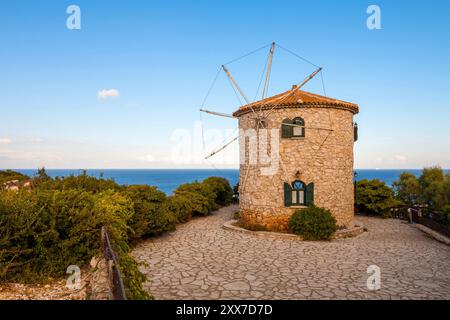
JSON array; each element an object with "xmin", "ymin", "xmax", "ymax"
[{"xmin": 0, "ymin": 170, "xmax": 30, "ymax": 184}]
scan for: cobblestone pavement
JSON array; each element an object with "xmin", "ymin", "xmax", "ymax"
[{"xmin": 132, "ymin": 205, "xmax": 450, "ymax": 300}]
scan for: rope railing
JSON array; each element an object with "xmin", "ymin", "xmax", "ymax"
[{"xmin": 101, "ymin": 226, "xmax": 127, "ymax": 300}]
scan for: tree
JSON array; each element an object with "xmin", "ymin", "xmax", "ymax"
[
  {"xmin": 356, "ymin": 179, "xmax": 402, "ymax": 217},
  {"xmin": 443, "ymin": 205, "xmax": 450, "ymax": 226},
  {"xmin": 419, "ymin": 167, "xmax": 446, "ymax": 211},
  {"xmin": 392, "ymin": 172, "xmax": 420, "ymax": 206},
  {"xmin": 32, "ymin": 167, "xmax": 52, "ymax": 187}
]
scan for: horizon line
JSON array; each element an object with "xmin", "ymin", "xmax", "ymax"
[{"xmin": 3, "ymin": 168, "xmax": 449, "ymax": 171}]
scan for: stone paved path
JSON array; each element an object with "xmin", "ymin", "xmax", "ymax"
[
  {"xmin": 0, "ymin": 279, "xmax": 87, "ymax": 300},
  {"xmin": 132, "ymin": 205, "xmax": 450, "ymax": 300}
]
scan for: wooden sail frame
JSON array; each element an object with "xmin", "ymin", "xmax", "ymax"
[{"xmin": 200, "ymin": 43, "xmax": 333, "ymax": 161}]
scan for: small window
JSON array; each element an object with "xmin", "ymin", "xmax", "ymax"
[
  {"xmin": 292, "ymin": 117, "xmax": 305, "ymax": 137},
  {"xmin": 291, "ymin": 180, "xmax": 306, "ymax": 205},
  {"xmin": 281, "ymin": 118, "xmax": 293, "ymax": 138},
  {"xmin": 284, "ymin": 181, "xmax": 314, "ymax": 207}
]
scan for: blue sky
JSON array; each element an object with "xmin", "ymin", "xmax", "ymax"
[{"xmin": 1, "ymin": 0, "xmax": 449, "ymax": 169}]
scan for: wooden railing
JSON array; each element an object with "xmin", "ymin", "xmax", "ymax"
[
  {"xmin": 411, "ymin": 210, "xmax": 450, "ymax": 238},
  {"xmin": 101, "ymin": 226, "xmax": 127, "ymax": 300}
]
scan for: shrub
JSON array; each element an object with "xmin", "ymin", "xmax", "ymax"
[
  {"xmin": 0, "ymin": 189, "xmax": 58, "ymax": 280},
  {"xmin": 0, "ymin": 189, "xmax": 128, "ymax": 280},
  {"xmin": 173, "ymin": 182, "xmax": 217, "ymax": 216},
  {"xmin": 202, "ymin": 177, "xmax": 233, "ymax": 206},
  {"xmin": 0, "ymin": 188, "xmax": 150, "ymax": 299},
  {"xmin": 166, "ymin": 179, "xmax": 228, "ymax": 222},
  {"xmin": 288, "ymin": 206, "xmax": 337, "ymax": 240},
  {"xmin": 0, "ymin": 171, "xmax": 237, "ymax": 299},
  {"xmin": 165, "ymin": 194, "xmax": 194, "ymax": 223},
  {"xmin": 35, "ymin": 170, "xmax": 119, "ymax": 193},
  {"xmin": 123, "ymin": 185, "xmax": 176, "ymax": 241},
  {"xmin": 173, "ymin": 190, "xmax": 212, "ymax": 216}
]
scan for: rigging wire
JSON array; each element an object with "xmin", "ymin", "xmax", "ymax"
[
  {"xmin": 208, "ymin": 126, "xmax": 239, "ymax": 156},
  {"xmin": 201, "ymin": 66, "xmax": 222, "ymax": 107},
  {"xmin": 254, "ymin": 49, "xmax": 270, "ymax": 101},
  {"xmin": 226, "ymin": 74, "xmax": 244, "ymax": 106},
  {"xmin": 277, "ymin": 44, "xmax": 320, "ymax": 68},
  {"xmin": 223, "ymin": 43, "xmax": 271, "ymax": 66},
  {"xmin": 199, "ymin": 110, "xmax": 206, "ymax": 156},
  {"xmin": 199, "ymin": 43, "xmax": 330, "ymax": 172},
  {"xmin": 205, "ymin": 136, "xmax": 239, "ymax": 160},
  {"xmin": 320, "ymin": 70, "xmax": 327, "ymax": 97}
]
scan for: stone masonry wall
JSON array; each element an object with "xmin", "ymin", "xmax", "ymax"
[
  {"xmin": 89, "ymin": 254, "xmax": 113, "ymax": 300},
  {"xmin": 238, "ymin": 105, "xmax": 356, "ymax": 231}
]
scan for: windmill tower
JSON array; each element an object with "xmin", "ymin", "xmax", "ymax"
[{"xmin": 201, "ymin": 43, "xmax": 359, "ymax": 232}]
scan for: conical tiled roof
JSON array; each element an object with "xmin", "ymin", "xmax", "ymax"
[{"xmin": 232, "ymin": 86, "xmax": 359, "ymax": 117}]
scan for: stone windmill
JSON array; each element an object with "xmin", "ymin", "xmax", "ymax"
[{"xmin": 201, "ymin": 43, "xmax": 359, "ymax": 231}]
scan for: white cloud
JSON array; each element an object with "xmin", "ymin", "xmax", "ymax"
[
  {"xmin": 394, "ymin": 154, "xmax": 407, "ymax": 162},
  {"xmin": 30, "ymin": 138, "xmax": 44, "ymax": 143},
  {"xmin": 0, "ymin": 138, "xmax": 12, "ymax": 144},
  {"xmin": 140, "ymin": 154, "xmax": 155, "ymax": 162},
  {"xmin": 97, "ymin": 89, "xmax": 119, "ymax": 100}
]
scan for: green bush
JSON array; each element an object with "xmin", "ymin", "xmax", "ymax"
[
  {"xmin": 166, "ymin": 194, "xmax": 194, "ymax": 223},
  {"xmin": 0, "ymin": 170, "xmax": 235, "ymax": 299},
  {"xmin": 202, "ymin": 177, "xmax": 233, "ymax": 206},
  {"xmin": 123, "ymin": 185, "xmax": 176, "ymax": 241},
  {"xmin": 173, "ymin": 190, "xmax": 212, "ymax": 216},
  {"xmin": 288, "ymin": 206, "xmax": 337, "ymax": 240},
  {"xmin": 0, "ymin": 189, "xmax": 57, "ymax": 280},
  {"xmin": 0, "ymin": 189, "xmax": 127, "ymax": 280},
  {"xmin": 0, "ymin": 188, "xmax": 150, "ymax": 299},
  {"xmin": 35, "ymin": 169, "xmax": 119, "ymax": 193},
  {"xmin": 173, "ymin": 182, "xmax": 217, "ymax": 216}
]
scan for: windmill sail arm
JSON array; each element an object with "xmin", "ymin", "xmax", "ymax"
[
  {"xmin": 200, "ymin": 109, "xmax": 235, "ymax": 119},
  {"xmin": 296, "ymin": 67, "xmax": 322, "ymax": 90},
  {"xmin": 205, "ymin": 136, "xmax": 239, "ymax": 159},
  {"xmin": 282, "ymin": 122, "xmax": 333, "ymax": 131},
  {"xmin": 262, "ymin": 42, "xmax": 276, "ymax": 99},
  {"xmin": 222, "ymin": 65, "xmax": 250, "ymax": 104}
]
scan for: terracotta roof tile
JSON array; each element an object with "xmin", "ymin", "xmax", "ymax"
[{"xmin": 232, "ymin": 86, "xmax": 359, "ymax": 117}]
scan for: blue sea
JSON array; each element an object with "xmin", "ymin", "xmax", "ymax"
[{"xmin": 10, "ymin": 168, "xmax": 447, "ymax": 195}]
